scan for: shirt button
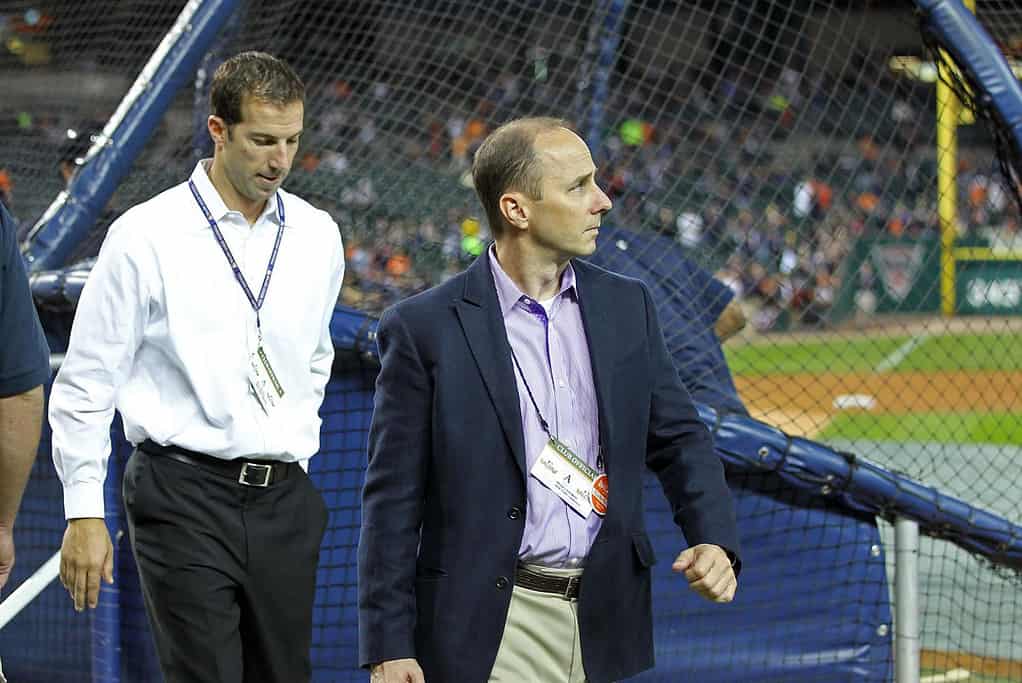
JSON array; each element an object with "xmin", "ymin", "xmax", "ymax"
[
  {"xmin": 507, "ymin": 506, "xmax": 522, "ymax": 520},
  {"xmin": 495, "ymin": 576, "xmax": 509, "ymax": 590}
]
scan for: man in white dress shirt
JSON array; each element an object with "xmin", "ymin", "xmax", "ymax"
[{"xmin": 49, "ymin": 52, "xmax": 344, "ymax": 682}]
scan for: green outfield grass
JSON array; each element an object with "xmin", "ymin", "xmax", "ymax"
[
  {"xmin": 898, "ymin": 333, "xmax": 1022, "ymax": 371},
  {"xmin": 725, "ymin": 335, "xmax": 911, "ymax": 374},
  {"xmin": 818, "ymin": 412, "xmax": 1022, "ymax": 445},
  {"xmin": 727, "ymin": 331, "xmax": 1022, "ymax": 375}
]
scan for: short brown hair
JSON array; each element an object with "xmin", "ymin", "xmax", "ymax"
[
  {"xmin": 471, "ymin": 116, "xmax": 571, "ymax": 237},
  {"xmin": 210, "ymin": 51, "xmax": 305, "ymax": 127}
]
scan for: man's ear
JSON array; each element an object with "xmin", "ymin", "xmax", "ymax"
[
  {"xmin": 207, "ymin": 115, "xmax": 228, "ymax": 148},
  {"xmin": 499, "ymin": 191, "xmax": 529, "ymax": 232}
]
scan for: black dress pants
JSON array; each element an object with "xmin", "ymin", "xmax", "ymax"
[{"xmin": 123, "ymin": 447, "xmax": 328, "ymax": 683}]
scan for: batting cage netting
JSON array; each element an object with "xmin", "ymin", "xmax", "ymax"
[{"xmin": 1, "ymin": 0, "xmax": 1021, "ymax": 681}]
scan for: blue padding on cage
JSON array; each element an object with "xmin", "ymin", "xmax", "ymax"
[
  {"xmin": 917, "ymin": 0, "xmax": 1022, "ymax": 161},
  {"xmin": 23, "ymin": 0, "xmax": 241, "ymax": 272},
  {"xmin": 704, "ymin": 404, "xmax": 1022, "ymax": 568},
  {"xmin": 635, "ymin": 469, "xmax": 892, "ymax": 682},
  {"xmin": 329, "ymin": 305, "xmax": 379, "ymax": 357}
]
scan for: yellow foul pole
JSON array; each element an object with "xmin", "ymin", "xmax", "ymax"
[{"xmin": 938, "ymin": 0, "xmax": 976, "ymax": 316}]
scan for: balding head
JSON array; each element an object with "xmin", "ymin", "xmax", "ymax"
[{"xmin": 471, "ymin": 116, "xmax": 572, "ymax": 238}]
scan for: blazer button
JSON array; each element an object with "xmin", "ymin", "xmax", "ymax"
[
  {"xmin": 495, "ymin": 576, "xmax": 509, "ymax": 590},
  {"xmin": 507, "ymin": 506, "xmax": 522, "ymax": 520}
]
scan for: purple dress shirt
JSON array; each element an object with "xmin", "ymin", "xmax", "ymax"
[{"xmin": 489, "ymin": 246, "xmax": 603, "ymax": 567}]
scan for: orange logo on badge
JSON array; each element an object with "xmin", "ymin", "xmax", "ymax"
[{"xmin": 591, "ymin": 474, "xmax": 609, "ymax": 516}]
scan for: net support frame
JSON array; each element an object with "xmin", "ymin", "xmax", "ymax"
[
  {"xmin": 20, "ymin": 0, "xmax": 242, "ymax": 272},
  {"xmin": 916, "ymin": 0, "xmax": 1022, "ymax": 158},
  {"xmin": 895, "ymin": 516, "xmax": 922, "ymax": 683},
  {"xmin": 918, "ymin": 0, "xmax": 1022, "ymax": 315}
]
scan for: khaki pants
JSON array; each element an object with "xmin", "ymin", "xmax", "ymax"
[{"xmin": 489, "ymin": 565, "xmax": 586, "ymax": 683}]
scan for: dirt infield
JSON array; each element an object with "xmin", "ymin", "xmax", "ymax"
[
  {"xmin": 738, "ymin": 371, "xmax": 1022, "ymax": 413},
  {"xmin": 922, "ymin": 649, "xmax": 1022, "ymax": 681},
  {"xmin": 736, "ymin": 371, "xmax": 1022, "ymax": 438}
]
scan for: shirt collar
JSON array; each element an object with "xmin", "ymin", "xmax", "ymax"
[
  {"xmin": 190, "ymin": 159, "xmax": 283, "ymax": 226},
  {"xmin": 488, "ymin": 243, "xmax": 578, "ymax": 319}
]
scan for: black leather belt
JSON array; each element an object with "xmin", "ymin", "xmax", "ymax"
[
  {"xmin": 138, "ymin": 439, "xmax": 294, "ymax": 488},
  {"xmin": 514, "ymin": 565, "xmax": 582, "ymax": 600}
]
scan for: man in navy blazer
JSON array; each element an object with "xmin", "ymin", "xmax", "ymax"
[{"xmin": 359, "ymin": 117, "xmax": 740, "ymax": 683}]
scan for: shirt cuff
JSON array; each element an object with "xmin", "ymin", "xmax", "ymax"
[{"xmin": 63, "ymin": 481, "xmax": 107, "ymax": 520}]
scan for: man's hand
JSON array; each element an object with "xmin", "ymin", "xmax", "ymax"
[
  {"xmin": 714, "ymin": 299, "xmax": 746, "ymax": 341},
  {"xmin": 672, "ymin": 543, "xmax": 737, "ymax": 603},
  {"xmin": 59, "ymin": 518, "xmax": 114, "ymax": 612},
  {"xmin": 0, "ymin": 525, "xmax": 14, "ymax": 592},
  {"xmin": 370, "ymin": 658, "xmax": 425, "ymax": 683}
]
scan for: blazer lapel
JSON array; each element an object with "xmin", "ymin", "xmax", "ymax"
[
  {"xmin": 574, "ymin": 260, "xmax": 615, "ymax": 468},
  {"xmin": 454, "ymin": 256, "xmax": 528, "ymax": 478}
]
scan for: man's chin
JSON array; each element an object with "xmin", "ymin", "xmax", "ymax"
[{"xmin": 566, "ymin": 245, "xmax": 597, "ymax": 261}]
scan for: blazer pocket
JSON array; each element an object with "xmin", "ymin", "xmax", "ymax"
[
  {"xmin": 632, "ymin": 532, "xmax": 657, "ymax": 568},
  {"xmin": 416, "ymin": 566, "xmax": 449, "ymax": 581},
  {"xmin": 122, "ymin": 450, "xmax": 152, "ymax": 511}
]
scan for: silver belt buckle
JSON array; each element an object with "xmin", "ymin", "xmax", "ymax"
[
  {"xmin": 238, "ymin": 462, "xmax": 273, "ymax": 487},
  {"xmin": 563, "ymin": 576, "xmax": 579, "ymax": 600}
]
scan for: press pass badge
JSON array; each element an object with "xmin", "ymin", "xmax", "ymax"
[
  {"xmin": 530, "ymin": 437, "xmax": 599, "ymax": 518},
  {"xmin": 248, "ymin": 346, "xmax": 285, "ymax": 415}
]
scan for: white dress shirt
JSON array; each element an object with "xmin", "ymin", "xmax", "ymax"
[{"xmin": 50, "ymin": 161, "xmax": 345, "ymax": 519}]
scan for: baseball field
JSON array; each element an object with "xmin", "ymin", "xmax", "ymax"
[
  {"xmin": 727, "ymin": 319, "xmax": 1022, "ymax": 682},
  {"xmin": 726, "ymin": 325, "xmax": 1022, "ymax": 445}
]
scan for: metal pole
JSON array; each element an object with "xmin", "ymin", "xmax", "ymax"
[
  {"xmin": 895, "ymin": 517, "xmax": 921, "ymax": 683},
  {"xmin": 934, "ymin": 0, "xmax": 975, "ymax": 317},
  {"xmin": 935, "ymin": 49, "xmax": 959, "ymax": 318}
]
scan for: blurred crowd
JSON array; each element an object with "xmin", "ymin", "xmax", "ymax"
[
  {"xmin": 4, "ymin": 59, "xmax": 1021, "ymax": 330},
  {"xmin": 281, "ymin": 66, "xmax": 1021, "ymax": 330}
]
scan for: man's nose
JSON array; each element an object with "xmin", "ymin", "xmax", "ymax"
[{"xmin": 269, "ymin": 142, "xmax": 290, "ymax": 169}]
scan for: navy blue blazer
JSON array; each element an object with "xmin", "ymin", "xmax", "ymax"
[{"xmin": 358, "ymin": 254, "xmax": 740, "ymax": 683}]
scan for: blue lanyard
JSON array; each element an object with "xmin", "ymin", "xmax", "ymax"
[{"xmin": 188, "ymin": 180, "xmax": 285, "ymax": 339}]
